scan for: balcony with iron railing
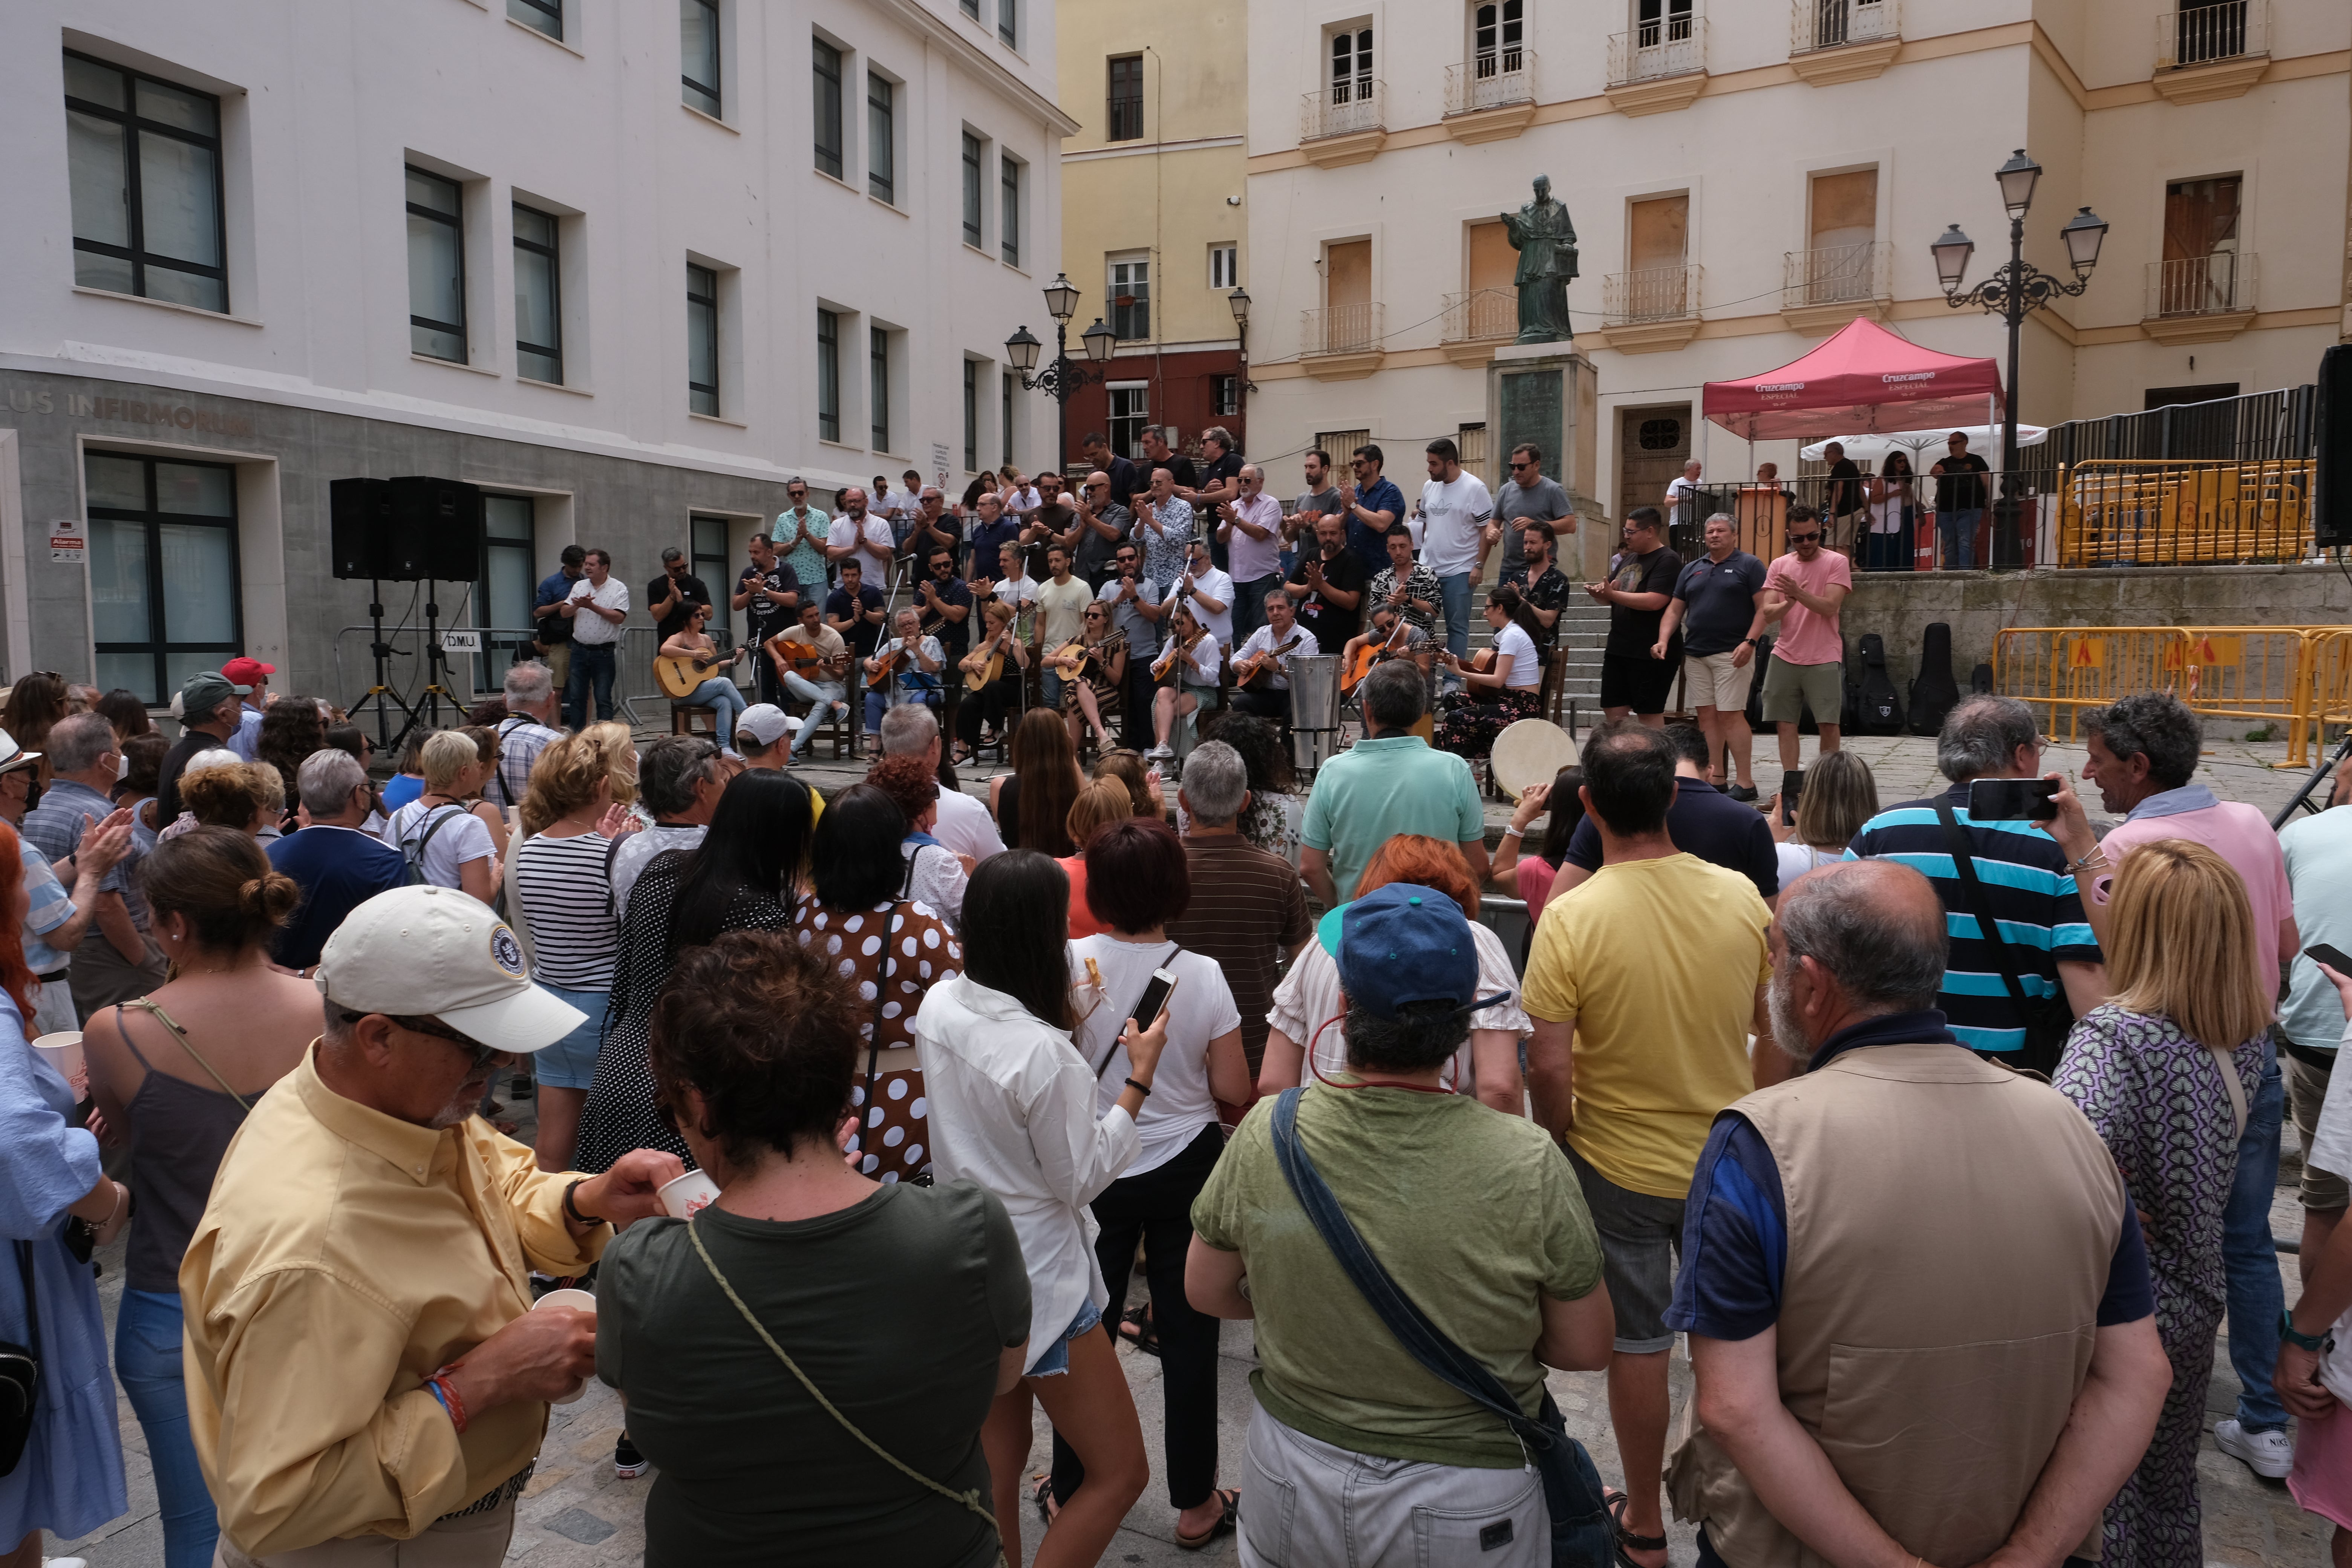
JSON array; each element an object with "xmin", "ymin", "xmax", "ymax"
[
  {"xmin": 1790, "ymin": 0, "xmax": 1900, "ymax": 81},
  {"xmin": 1300, "ymin": 301, "xmax": 1384, "ymax": 378},
  {"xmin": 1439, "ymin": 289, "xmax": 1517, "ymax": 362},
  {"xmin": 2153, "ymin": 1, "xmax": 2266, "ymax": 100},
  {"xmin": 2143, "ymin": 253, "xmax": 2257, "ymax": 341},
  {"xmin": 1608, "ymin": 15, "xmax": 1705, "ymax": 86},
  {"xmin": 1602, "ymin": 263, "xmax": 1704, "ymax": 352},
  {"xmin": 1300, "ymin": 79, "xmax": 1386, "ymax": 165},
  {"xmin": 1781, "ymin": 240, "xmax": 1891, "ymax": 331},
  {"xmin": 1446, "ymin": 48, "xmax": 1536, "ymax": 117}
]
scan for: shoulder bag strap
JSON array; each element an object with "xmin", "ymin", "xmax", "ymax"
[
  {"xmin": 12, "ymin": 1239, "xmax": 34, "ymax": 1359},
  {"xmin": 863, "ymin": 900, "xmax": 905, "ymax": 1105},
  {"xmin": 603, "ymin": 831, "xmax": 628, "ymax": 919},
  {"xmin": 119, "ymin": 997, "xmax": 252, "ymax": 1110},
  {"xmin": 504, "ymin": 829, "xmax": 541, "ymax": 972},
  {"xmin": 1932, "ymin": 799, "xmax": 2044, "ymax": 1023},
  {"xmin": 685, "ymin": 1217, "xmax": 995, "ymax": 1538}
]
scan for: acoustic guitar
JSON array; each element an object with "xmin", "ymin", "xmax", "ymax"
[
  {"xmin": 867, "ymin": 639, "xmax": 916, "ymax": 691},
  {"xmin": 763, "ymin": 635, "xmax": 835, "ymax": 678},
  {"xmin": 1152, "ymin": 629, "xmax": 1205, "ymax": 684},
  {"xmin": 1232, "ymin": 632, "xmax": 1305, "ymax": 691},
  {"xmin": 654, "ymin": 646, "xmax": 745, "ymax": 699},
  {"xmin": 1341, "ymin": 618, "xmax": 1410, "ymax": 695}
]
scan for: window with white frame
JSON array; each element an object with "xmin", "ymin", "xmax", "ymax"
[
  {"xmin": 1473, "ymin": 1, "xmax": 1524, "ymax": 74},
  {"xmin": 1329, "ymin": 26, "xmax": 1372, "ymax": 104},
  {"xmin": 1211, "ymin": 375, "xmax": 1238, "ymax": 418},
  {"xmin": 1108, "ymin": 383, "xmax": 1150, "ymax": 459},
  {"xmin": 64, "ymin": 52, "xmax": 229, "ymax": 312},
  {"xmin": 1209, "ymin": 244, "xmax": 1238, "ymax": 291},
  {"xmin": 1108, "ymin": 253, "xmax": 1150, "ymax": 340}
]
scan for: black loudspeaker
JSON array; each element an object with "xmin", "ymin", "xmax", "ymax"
[
  {"xmin": 2318, "ymin": 344, "xmax": 2352, "ymax": 549},
  {"xmin": 329, "ymin": 478, "xmax": 394, "ymax": 580},
  {"xmin": 385, "ymin": 476, "xmax": 484, "ymax": 582}
]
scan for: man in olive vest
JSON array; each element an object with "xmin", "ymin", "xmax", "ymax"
[{"xmin": 1663, "ymin": 860, "xmax": 2170, "ymax": 1568}]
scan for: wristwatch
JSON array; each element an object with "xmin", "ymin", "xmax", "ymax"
[
  {"xmin": 2282, "ymin": 1309, "xmax": 2334, "ymax": 1354},
  {"xmin": 1739, "ymin": 637, "xmax": 1757, "ymax": 646}
]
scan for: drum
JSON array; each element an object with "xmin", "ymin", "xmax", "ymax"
[
  {"xmin": 1489, "ymin": 718, "xmax": 1578, "ymax": 802},
  {"xmin": 1288, "ymin": 654, "xmax": 1343, "ymax": 773}
]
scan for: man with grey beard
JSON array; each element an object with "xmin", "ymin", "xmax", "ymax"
[{"xmin": 1663, "ymin": 861, "xmax": 2169, "ymax": 1568}]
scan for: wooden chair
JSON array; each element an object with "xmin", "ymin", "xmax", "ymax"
[
  {"xmin": 781, "ymin": 692, "xmax": 852, "ymax": 760},
  {"xmin": 669, "ymin": 702, "xmax": 717, "ymax": 738}
]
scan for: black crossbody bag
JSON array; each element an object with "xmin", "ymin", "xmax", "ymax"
[
  {"xmin": 1, "ymin": 1241, "xmax": 40, "ymax": 1476},
  {"xmin": 1268, "ymin": 1089, "xmax": 1610, "ymax": 1567},
  {"xmin": 1933, "ymin": 799, "xmax": 2076, "ymax": 1076}
]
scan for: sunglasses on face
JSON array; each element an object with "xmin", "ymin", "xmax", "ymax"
[
  {"xmin": 1787, "ymin": 532, "xmax": 1821, "ymax": 544},
  {"xmin": 350, "ymin": 1011, "xmax": 501, "ymax": 1072}
]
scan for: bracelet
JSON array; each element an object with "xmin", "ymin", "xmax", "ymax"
[
  {"xmin": 562, "ymin": 1178, "xmax": 599, "ymax": 1228},
  {"xmin": 2283, "ymin": 1308, "xmax": 2335, "ymax": 1354},
  {"xmin": 2069, "ymin": 849, "xmax": 2111, "ymax": 873},
  {"xmin": 1124, "ymin": 1077, "xmax": 1153, "ymax": 1099},
  {"xmin": 425, "ymin": 1362, "xmax": 470, "ymax": 1433},
  {"xmin": 1501, "ymin": 826, "xmax": 1524, "ymax": 840}
]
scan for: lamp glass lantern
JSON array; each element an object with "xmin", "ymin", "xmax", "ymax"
[
  {"xmin": 2060, "ymin": 207, "xmax": 2109, "ymax": 276},
  {"xmin": 1041, "ymin": 274, "xmax": 1081, "ymax": 324},
  {"xmin": 1995, "ymin": 149, "xmax": 2042, "ymax": 219},
  {"xmin": 1931, "ymin": 225, "xmax": 1975, "ymax": 293},
  {"xmin": 1081, "ymin": 317, "xmax": 1116, "ymax": 363},
  {"xmin": 1227, "ymin": 286, "xmax": 1251, "ymax": 329},
  {"xmin": 1004, "ymin": 325, "xmax": 1041, "ymax": 374}
]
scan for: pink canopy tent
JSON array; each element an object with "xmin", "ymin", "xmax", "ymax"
[{"xmin": 1702, "ymin": 318, "xmax": 2004, "ymax": 443}]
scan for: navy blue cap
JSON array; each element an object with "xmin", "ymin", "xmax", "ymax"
[{"xmin": 1320, "ymin": 882, "xmax": 1512, "ymax": 1020}]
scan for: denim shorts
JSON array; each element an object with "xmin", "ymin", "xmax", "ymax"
[
  {"xmin": 1026, "ymin": 1297, "xmax": 1105, "ymax": 1378},
  {"xmin": 530, "ymin": 984, "xmax": 609, "ymax": 1090}
]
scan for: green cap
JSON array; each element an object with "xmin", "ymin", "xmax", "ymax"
[{"xmin": 180, "ymin": 671, "xmax": 248, "ymax": 715}]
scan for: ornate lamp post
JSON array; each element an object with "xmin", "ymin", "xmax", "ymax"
[
  {"xmin": 1932, "ymin": 149, "xmax": 2109, "ymax": 479},
  {"xmin": 1227, "ymin": 286, "xmax": 1253, "ymax": 441},
  {"xmin": 1005, "ymin": 273, "xmax": 1115, "ymax": 474}
]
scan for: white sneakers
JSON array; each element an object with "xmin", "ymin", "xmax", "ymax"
[
  {"xmin": 2214, "ymin": 1417, "xmax": 2294, "ymax": 1478},
  {"xmin": 1144, "ymin": 744, "xmax": 1174, "ymax": 760}
]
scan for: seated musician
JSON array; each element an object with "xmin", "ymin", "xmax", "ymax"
[
  {"xmin": 766, "ymin": 598, "xmax": 852, "ymax": 762},
  {"xmin": 955, "ymin": 597, "xmax": 1031, "ymax": 762},
  {"xmin": 862, "ymin": 606, "xmax": 944, "ymax": 740},
  {"xmin": 1230, "ymin": 590, "xmax": 1318, "ymax": 722},
  {"xmin": 1434, "ymin": 582, "xmax": 1547, "ymax": 765},
  {"xmin": 1046, "ymin": 601, "xmax": 1127, "ymax": 756},
  {"xmin": 1145, "ymin": 602, "xmax": 1221, "ymax": 762},
  {"xmin": 659, "ymin": 601, "xmax": 750, "ymax": 753},
  {"xmin": 1341, "ymin": 602, "xmax": 1432, "ymax": 689}
]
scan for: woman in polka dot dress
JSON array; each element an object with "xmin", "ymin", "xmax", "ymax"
[{"xmin": 796, "ymin": 784, "xmax": 963, "ymax": 1184}]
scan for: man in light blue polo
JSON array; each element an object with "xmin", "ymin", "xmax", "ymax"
[{"xmin": 1301, "ymin": 660, "xmax": 1488, "ymax": 906}]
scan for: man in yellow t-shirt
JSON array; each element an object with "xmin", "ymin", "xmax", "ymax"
[{"xmin": 1521, "ymin": 721, "xmax": 1779, "ymax": 1568}]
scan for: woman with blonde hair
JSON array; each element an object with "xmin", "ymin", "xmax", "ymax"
[
  {"xmin": 377, "ymin": 730, "xmax": 501, "ymax": 900},
  {"xmin": 510, "ymin": 731, "xmax": 633, "ymax": 1173},
  {"xmin": 1766, "ymin": 747, "xmax": 1879, "ymax": 887},
  {"xmin": 1058, "ymin": 777, "xmax": 1133, "ymax": 940},
  {"xmin": 2053, "ymin": 838, "xmax": 2271, "ymax": 1568}
]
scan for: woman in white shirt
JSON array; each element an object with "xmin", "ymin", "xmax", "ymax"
[
  {"xmin": 1435, "ymin": 581, "xmax": 1548, "ymax": 765},
  {"xmin": 1862, "ymin": 450, "xmax": 1916, "ymax": 574},
  {"xmin": 1766, "ymin": 747, "xmax": 1880, "ymax": 891},
  {"xmin": 378, "ymin": 729, "xmax": 499, "ymax": 901},
  {"xmin": 1260, "ymin": 832, "xmax": 1529, "ymax": 1118},
  {"xmin": 914, "ymin": 851, "xmax": 1166, "ymax": 1568},
  {"xmin": 1047, "ymin": 818, "xmax": 1248, "ymax": 1548},
  {"xmin": 1146, "ymin": 602, "xmax": 1221, "ymax": 762}
]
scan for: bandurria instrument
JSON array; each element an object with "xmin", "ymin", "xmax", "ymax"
[{"xmin": 1233, "ymin": 633, "xmax": 1305, "ymax": 691}]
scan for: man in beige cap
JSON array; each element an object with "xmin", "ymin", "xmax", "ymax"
[{"xmin": 182, "ymin": 885, "xmax": 683, "ymax": 1565}]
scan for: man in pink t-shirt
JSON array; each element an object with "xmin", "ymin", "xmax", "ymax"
[{"xmin": 1757, "ymin": 504, "xmax": 1854, "ymax": 776}]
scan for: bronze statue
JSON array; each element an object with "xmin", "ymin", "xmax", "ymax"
[{"xmin": 1502, "ymin": 175, "xmax": 1577, "ymax": 345}]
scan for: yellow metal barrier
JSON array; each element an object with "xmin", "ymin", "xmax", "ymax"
[
  {"xmin": 2056, "ymin": 458, "xmax": 2315, "ymax": 567},
  {"xmin": 1994, "ymin": 625, "xmax": 2345, "ymax": 766}
]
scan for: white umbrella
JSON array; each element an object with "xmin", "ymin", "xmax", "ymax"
[{"xmin": 1799, "ymin": 424, "xmax": 2046, "ymax": 463}]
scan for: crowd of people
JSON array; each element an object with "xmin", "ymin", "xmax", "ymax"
[{"xmin": 4, "ymin": 510, "xmax": 2352, "ymax": 1568}]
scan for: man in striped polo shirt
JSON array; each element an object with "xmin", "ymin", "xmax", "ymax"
[{"xmin": 1845, "ymin": 695, "xmax": 2106, "ymax": 1055}]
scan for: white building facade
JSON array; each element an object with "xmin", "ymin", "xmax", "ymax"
[
  {"xmin": 0, "ymin": 0, "xmax": 1070, "ymax": 705},
  {"xmin": 1242, "ymin": 0, "xmax": 2349, "ymax": 550}
]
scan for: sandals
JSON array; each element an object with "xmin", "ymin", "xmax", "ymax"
[
  {"xmin": 1031, "ymin": 1472, "xmax": 1058, "ymax": 1526},
  {"xmin": 1604, "ymin": 1488, "xmax": 1669, "ymax": 1568},
  {"xmin": 1175, "ymin": 1488, "xmax": 1240, "ymax": 1550},
  {"xmin": 1117, "ymin": 1302, "xmax": 1161, "ymax": 1358}
]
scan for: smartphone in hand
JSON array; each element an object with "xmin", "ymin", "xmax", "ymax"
[
  {"xmin": 2306, "ymin": 942, "xmax": 2352, "ymax": 975},
  {"xmin": 1968, "ymin": 778, "xmax": 2060, "ymax": 821}
]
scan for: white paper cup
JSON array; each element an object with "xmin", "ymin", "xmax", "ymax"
[
  {"xmin": 657, "ymin": 1170, "xmax": 721, "ymax": 1220},
  {"xmin": 31, "ymin": 1032, "xmax": 84, "ymax": 1088},
  {"xmin": 531, "ymin": 1288, "xmax": 598, "ymax": 1404}
]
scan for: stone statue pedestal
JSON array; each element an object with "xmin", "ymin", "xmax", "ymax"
[{"xmin": 1486, "ymin": 346, "xmax": 1609, "ymax": 579}]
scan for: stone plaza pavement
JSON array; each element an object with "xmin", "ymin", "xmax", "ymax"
[{"xmin": 51, "ymin": 731, "xmax": 2343, "ymax": 1565}]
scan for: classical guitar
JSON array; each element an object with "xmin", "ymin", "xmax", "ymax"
[
  {"xmin": 1152, "ymin": 629, "xmax": 1204, "ymax": 683},
  {"xmin": 763, "ymin": 635, "xmax": 833, "ymax": 677},
  {"xmin": 654, "ymin": 646, "xmax": 745, "ymax": 699},
  {"xmin": 1233, "ymin": 633, "xmax": 1305, "ymax": 691},
  {"xmin": 1341, "ymin": 617, "xmax": 1410, "ymax": 696}
]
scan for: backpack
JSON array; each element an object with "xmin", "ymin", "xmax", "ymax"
[{"xmin": 398, "ymin": 805, "xmax": 465, "ymax": 887}]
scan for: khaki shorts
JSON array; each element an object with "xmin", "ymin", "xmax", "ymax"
[
  {"xmin": 1760, "ymin": 654, "xmax": 1843, "ymax": 727},
  {"xmin": 1682, "ymin": 649, "xmax": 1757, "ymax": 712},
  {"xmin": 2289, "ymin": 1050, "xmax": 2348, "ymax": 1211}
]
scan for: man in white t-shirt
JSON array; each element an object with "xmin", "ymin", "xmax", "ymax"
[
  {"xmin": 1217, "ymin": 463, "xmax": 1287, "ymax": 651},
  {"xmin": 1664, "ymin": 459, "xmax": 1703, "ymax": 531},
  {"xmin": 878, "ymin": 704, "xmax": 1005, "ymax": 863},
  {"xmin": 560, "ymin": 547, "xmax": 629, "ymax": 728},
  {"xmin": 1170, "ymin": 536, "xmax": 1235, "ymax": 647},
  {"xmin": 1231, "ymin": 591, "xmax": 1319, "ymax": 721},
  {"xmin": 825, "ymin": 487, "xmax": 896, "ymax": 582},
  {"xmin": 1417, "ymin": 437, "xmax": 1494, "ymax": 676}
]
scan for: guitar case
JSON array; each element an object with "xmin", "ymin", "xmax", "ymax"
[
  {"xmin": 1847, "ymin": 633, "xmax": 1904, "ymax": 735},
  {"xmin": 1908, "ymin": 622, "xmax": 1961, "ymax": 736}
]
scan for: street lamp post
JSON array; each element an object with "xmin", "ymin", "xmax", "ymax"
[
  {"xmin": 1932, "ymin": 149, "xmax": 2109, "ymax": 481},
  {"xmin": 1006, "ymin": 273, "xmax": 1115, "ymax": 476},
  {"xmin": 1227, "ymin": 286, "xmax": 1253, "ymax": 444}
]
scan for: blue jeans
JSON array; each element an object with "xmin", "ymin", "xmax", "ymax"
[
  {"xmin": 1939, "ymin": 508, "xmax": 1982, "ymax": 570},
  {"xmin": 2224, "ymin": 1046, "xmax": 2288, "ymax": 1431},
  {"xmin": 866, "ymin": 685, "xmax": 939, "ymax": 734},
  {"xmin": 1231, "ymin": 573, "xmax": 1280, "ymax": 651},
  {"xmin": 1438, "ymin": 571, "xmax": 1475, "ymax": 671},
  {"xmin": 781, "ymin": 672, "xmax": 847, "ymax": 756},
  {"xmin": 562, "ymin": 640, "xmax": 617, "ymax": 728},
  {"xmin": 118, "ymin": 1288, "xmax": 219, "ymax": 1568},
  {"xmin": 680, "ymin": 676, "xmax": 747, "ymax": 749}
]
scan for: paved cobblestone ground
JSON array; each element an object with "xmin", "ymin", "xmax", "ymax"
[{"xmin": 51, "ymin": 732, "xmax": 2340, "ymax": 1565}]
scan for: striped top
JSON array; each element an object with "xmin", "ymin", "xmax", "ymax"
[
  {"xmin": 514, "ymin": 831, "xmax": 620, "ymax": 989},
  {"xmin": 1845, "ymin": 786, "xmax": 2100, "ymax": 1053}
]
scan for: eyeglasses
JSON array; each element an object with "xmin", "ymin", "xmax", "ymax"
[
  {"xmin": 1787, "ymin": 532, "xmax": 1821, "ymax": 544},
  {"xmin": 349, "ymin": 1011, "xmax": 501, "ymax": 1072},
  {"xmin": 1509, "ymin": 459, "xmax": 1536, "ymax": 470}
]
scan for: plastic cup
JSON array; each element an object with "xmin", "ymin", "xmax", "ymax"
[
  {"xmin": 31, "ymin": 1032, "xmax": 85, "ymax": 1096},
  {"xmin": 657, "ymin": 1170, "xmax": 721, "ymax": 1220},
  {"xmin": 531, "ymin": 1288, "xmax": 598, "ymax": 1404}
]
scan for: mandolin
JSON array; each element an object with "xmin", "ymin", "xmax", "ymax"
[
  {"xmin": 654, "ymin": 646, "xmax": 745, "ymax": 699},
  {"xmin": 963, "ymin": 631, "xmax": 1009, "ymax": 692},
  {"xmin": 866, "ymin": 639, "xmax": 919, "ymax": 691},
  {"xmin": 1233, "ymin": 633, "xmax": 1305, "ymax": 691}
]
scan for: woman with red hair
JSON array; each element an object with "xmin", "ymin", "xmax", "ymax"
[
  {"xmin": 0, "ymin": 818, "xmax": 135, "ymax": 1562},
  {"xmin": 1258, "ymin": 834, "xmax": 1530, "ymax": 1116}
]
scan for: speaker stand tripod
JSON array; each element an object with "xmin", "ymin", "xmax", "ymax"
[
  {"xmin": 355, "ymin": 580, "xmax": 419, "ymax": 752},
  {"xmin": 388, "ymin": 583, "xmax": 466, "ymax": 754},
  {"xmin": 2272, "ymin": 726, "xmax": 2352, "ymax": 830}
]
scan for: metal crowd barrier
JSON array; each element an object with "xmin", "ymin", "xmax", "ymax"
[
  {"xmin": 2057, "ymin": 457, "xmax": 2315, "ymax": 567},
  {"xmin": 1994, "ymin": 624, "xmax": 2347, "ymax": 766}
]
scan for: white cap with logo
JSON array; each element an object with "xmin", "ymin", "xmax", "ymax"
[{"xmin": 314, "ymin": 885, "xmax": 585, "ymax": 1054}]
